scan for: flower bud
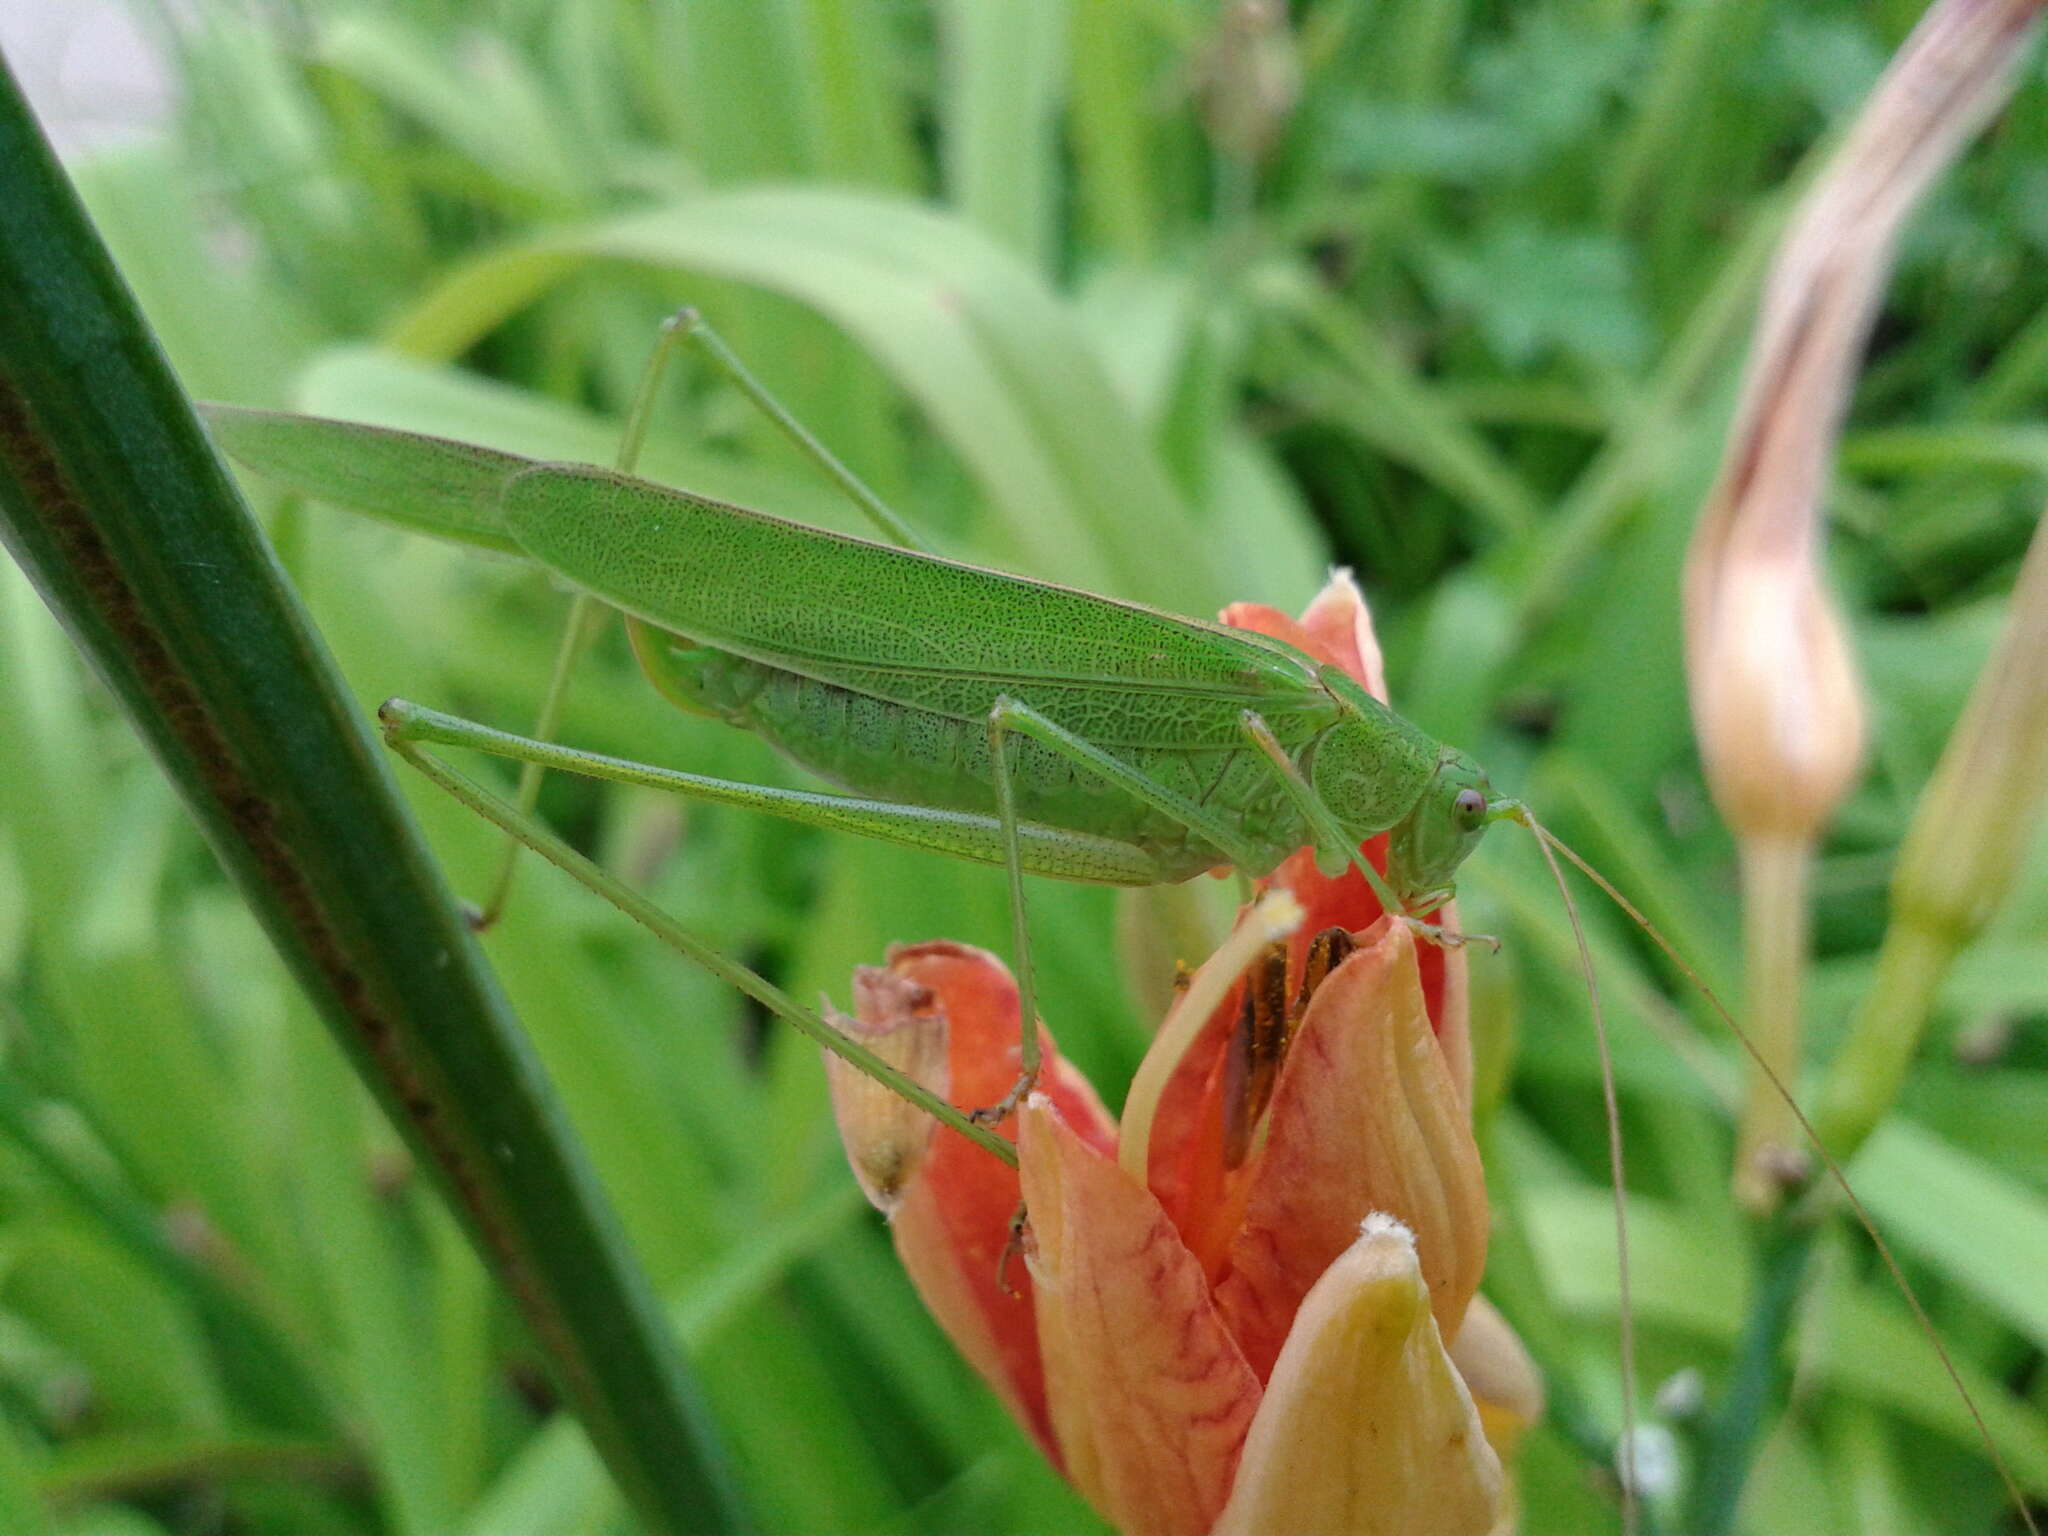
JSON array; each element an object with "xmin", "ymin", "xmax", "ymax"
[
  {"xmin": 1687, "ymin": 545, "xmax": 1865, "ymax": 845},
  {"xmin": 1195, "ymin": 0, "xmax": 1301, "ymax": 167},
  {"xmin": 1210, "ymin": 1215, "xmax": 1504, "ymax": 1536},
  {"xmin": 1685, "ymin": 0, "xmax": 2046, "ymax": 1199},
  {"xmin": 1889, "ymin": 515, "xmax": 2048, "ymax": 945},
  {"xmin": 825, "ymin": 968, "xmax": 950, "ymax": 1214}
]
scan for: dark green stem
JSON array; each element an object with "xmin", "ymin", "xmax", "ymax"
[
  {"xmin": 1685, "ymin": 1210, "xmax": 1820, "ymax": 1536},
  {"xmin": 0, "ymin": 52, "xmax": 748, "ymax": 1535}
]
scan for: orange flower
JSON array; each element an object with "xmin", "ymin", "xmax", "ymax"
[{"xmin": 829, "ymin": 573, "xmax": 1540, "ymax": 1536}]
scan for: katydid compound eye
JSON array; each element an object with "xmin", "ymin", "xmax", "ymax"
[{"xmin": 1454, "ymin": 788, "xmax": 1487, "ymax": 827}]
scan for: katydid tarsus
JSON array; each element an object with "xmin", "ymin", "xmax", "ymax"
[{"xmin": 204, "ymin": 310, "xmax": 2032, "ymax": 1534}]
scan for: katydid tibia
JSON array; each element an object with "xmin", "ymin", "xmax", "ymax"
[{"xmin": 201, "ymin": 312, "xmax": 2024, "ymax": 1536}]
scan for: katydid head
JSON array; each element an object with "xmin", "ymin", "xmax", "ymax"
[{"xmin": 1386, "ymin": 749, "xmax": 1505, "ymax": 905}]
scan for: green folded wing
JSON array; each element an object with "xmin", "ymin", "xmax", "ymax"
[
  {"xmin": 203, "ymin": 405, "xmax": 529, "ymax": 556},
  {"xmin": 500, "ymin": 463, "xmax": 1335, "ymax": 749}
]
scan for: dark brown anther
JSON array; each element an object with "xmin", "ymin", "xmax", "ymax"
[
  {"xmin": 1222, "ymin": 938, "xmax": 1291, "ymax": 1170},
  {"xmin": 1291, "ymin": 927, "xmax": 1357, "ymax": 1028}
]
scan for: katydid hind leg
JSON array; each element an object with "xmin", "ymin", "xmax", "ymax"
[
  {"xmin": 379, "ymin": 697, "xmax": 1167, "ymax": 884},
  {"xmin": 971, "ymin": 698, "xmax": 1042, "ymax": 1126},
  {"xmin": 471, "ymin": 594, "xmax": 604, "ymax": 930},
  {"xmin": 386, "ymin": 726, "xmax": 1020, "ymax": 1168},
  {"xmin": 473, "ymin": 310, "xmax": 699, "ymax": 930}
]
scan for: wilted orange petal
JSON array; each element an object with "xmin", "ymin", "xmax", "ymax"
[
  {"xmin": 1213, "ymin": 920, "xmax": 1488, "ymax": 1381},
  {"xmin": 1210, "ymin": 1216, "xmax": 1503, "ymax": 1536},
  {"xmin": 872, "ymin": 943, "xmax": 1115, "ymax": 1465},
  {"xmin": 1297, "ymin": 567, "xmax": 1389, "ymax": 700},
  {"xmin": 826, "ymin": 968, "xmax": 951, "ymax": 1213},
  {"xmin": 1021, "ymin": 1098, "xmax": 1262, "ymax": 1536}
]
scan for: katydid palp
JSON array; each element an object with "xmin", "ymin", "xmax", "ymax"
[{"xmin": 202, "ymin": 313, "xmax": 2031, "ymax": 1535}]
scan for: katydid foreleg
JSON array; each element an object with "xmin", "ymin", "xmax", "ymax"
[{"xmin": 1236, "ymin": 710, "xmax": 1497, "ymax": 951}]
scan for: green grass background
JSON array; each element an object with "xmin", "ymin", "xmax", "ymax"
[{"xmin": 2, "ymin": 1, "xmax": 2046, "ymax": 1532}]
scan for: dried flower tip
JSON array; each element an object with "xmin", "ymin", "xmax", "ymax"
[
  {"xmin": 1195, "ymin": 0, "xmax": 1301, "ymax": 166},
  {"xmin": 825, "ymin": 968, "xmax": 950, "ymax": 1213}
]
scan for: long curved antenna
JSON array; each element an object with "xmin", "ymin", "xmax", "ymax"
[
  {"xmin": 1530, "ymin": 817, "xmax": 2040, "ymax": 1536},
  {"xmin": 1507, "ymin": 806, "xmax": 1638, "ymax": 1535}
]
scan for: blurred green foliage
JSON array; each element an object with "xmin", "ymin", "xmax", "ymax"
[{"xmin": 1, "ymin": 1, "xmax": 2045, "ymax": 1532}]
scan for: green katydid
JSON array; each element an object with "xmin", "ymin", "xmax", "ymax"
[
  {"xmin": 208, "ymin": 307, "xmax": 1651, "ymax": 1501},
  {"xmin": 204, "ymin": 312, "xmax": 2030, "ymax": 1533},
  {"xmin": 204, "ymin": 309, "xmax": 1523, "ymax": 1132}
]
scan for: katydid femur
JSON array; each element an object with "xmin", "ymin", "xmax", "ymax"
[{"xmin": 203, "ymin": 311, "xmax": 2027, "ymax": 1536}]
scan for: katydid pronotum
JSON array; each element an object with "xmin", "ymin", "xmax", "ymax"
[{"xmin": 204, "ymin": 310, "xmax": 2031, "ymax": 1533}]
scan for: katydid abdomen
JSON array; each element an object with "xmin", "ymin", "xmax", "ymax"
[
  {"xmin": 649, "ymin": 635, "xmax": 1312, "ymax": 884},
  {"xmin": 504, "ymin": 462, "xmax": 1451, "ymax": 886}
]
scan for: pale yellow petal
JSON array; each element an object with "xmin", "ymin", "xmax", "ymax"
[{"xmin": 1212, "ymin": 1216, "xmax": 1503, "ymax": 1536}]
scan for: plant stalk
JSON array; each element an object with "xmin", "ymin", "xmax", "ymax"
[
  {"xmin": 1684, "ymin": 1210, "xmax": 1820, "ymax": 1536},
  {"xmin": 0, "ymin": 53, "xmax": 748, "ymax": 1535}
]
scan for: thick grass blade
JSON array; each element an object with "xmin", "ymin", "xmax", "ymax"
[
  {"xmin": 940, "ymin": 0, "xmax": 1069, "ymax": 268},
  {"xmin": 0, "ymin": 56, "xmax": 748, "ymax": 1536}
]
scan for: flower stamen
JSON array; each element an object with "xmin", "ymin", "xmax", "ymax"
[
  {"xmin": 1222, "ymin": 939, "xmax": 1290, "ymax": 1169},
  {"xmin": 1222, "ymin": 926, "xmax": 1359, "ymax": 1170}
]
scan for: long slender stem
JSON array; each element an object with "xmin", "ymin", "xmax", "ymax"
[
  {"xmin": 1732, "ymin": 835, "xmax": 1814, "ymax": 1212},
  {"xmin": 1685, "ymin": 1212, "xmax": 1820, "ymax": 1536},
  {"xmin": 0, "ymin": 58, "xmax": 748, "ymax": 1535}
]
